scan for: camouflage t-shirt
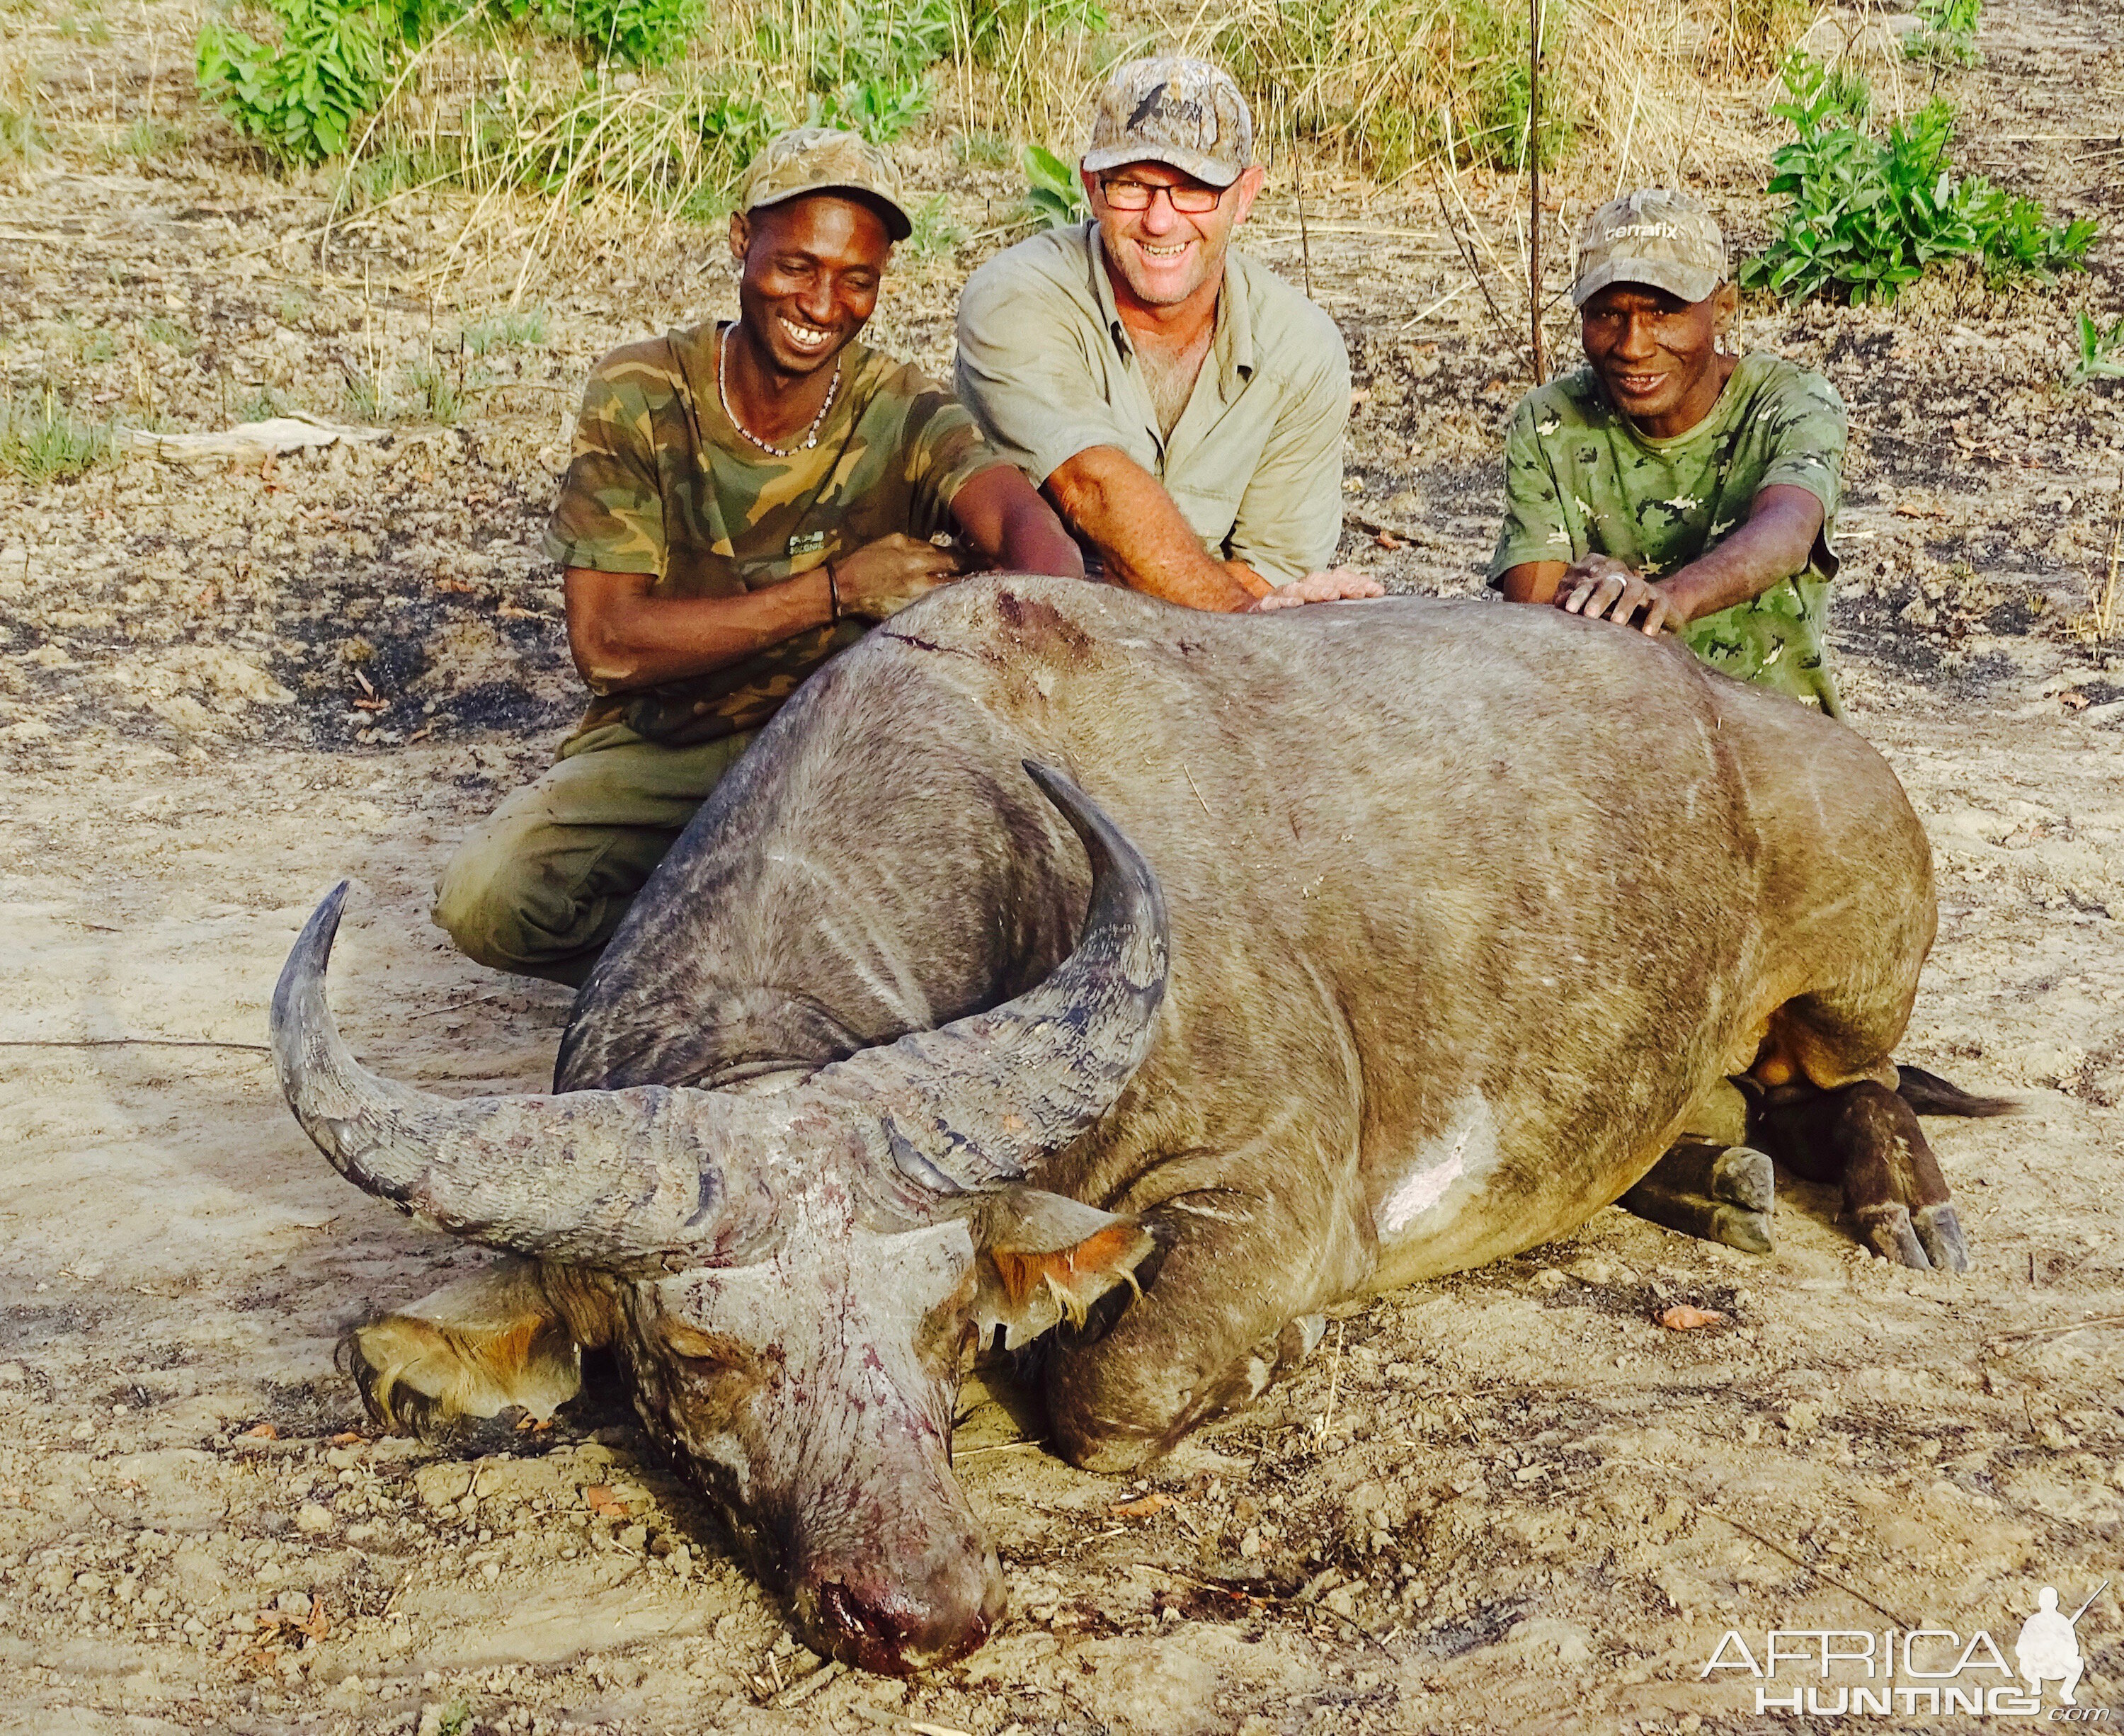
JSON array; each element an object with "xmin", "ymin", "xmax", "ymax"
[
  {"xmin": 1487, "ymin": 353, "xmax": 1849, "ymax": 714},
  {"xmin": 543, "ymin": 320, "xmax": 1008, "ymax": 746}
]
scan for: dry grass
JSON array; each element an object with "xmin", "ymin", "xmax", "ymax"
[
  {"xmin": 289, "ymin": 0, "xmax": 1837, "ymax": 305},
  {"xmin": 1164, "ymin": 0, "xmax": 1802, "ymax": 186}
]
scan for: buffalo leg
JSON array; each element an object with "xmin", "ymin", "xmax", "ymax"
[
  {"xmin": 1622, "ymin": 1141, "xmax": 1776, "ymax": 1255},
  {"xmin": 1754, "ymin": 1081, "xmax": 1970, "ymax": 1273},
  {"xmin": 1043, "ymin": 1190, "xmax": 1337, "ymax": 1474},
  {"xmin": 341, "ymin": 1259, "xmax": 583, "ymax": 1439}
]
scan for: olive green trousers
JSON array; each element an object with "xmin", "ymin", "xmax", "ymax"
[{"xmin": 432, "ymin": 723, "xmax": 757, "ymax": 986}]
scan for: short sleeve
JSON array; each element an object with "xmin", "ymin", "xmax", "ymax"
[
  {"xmin": 1754, "ymin": 368, "xmax": 1848, "ymax": 523},
  {"xmin": 542, "ymin": 362, "xmax": 667, "ymax": 574},
  {"xmin": 1222, "ymin": 316, "xmax": 1350, "ymax": 582},
  {"xmin": 954, "ymin": 244, "xmax": 1128, "ymax": 485},
  {"xmin": 898, "ymin": 387, "xmax": 1015, "ymax": 531},
  {"xmin": 1485, "ymin": 396, "xmax": 1576, "ymax": 586}
]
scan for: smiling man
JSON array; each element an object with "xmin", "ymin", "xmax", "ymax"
[
  {"xmin": 433, "ymin": 127, "xmax": 1081, "ymax": 984},
  {"xmin": 954, "ymin": 56, "xmax": 1381, "ymax": 614},
  {"xmin": 1490, "ymin": 188, "xmax": 1849, "ymax": 715}
]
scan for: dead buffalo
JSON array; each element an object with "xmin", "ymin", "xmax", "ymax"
[{"xmin": 272, "ymin": 574, "xmax": 1998, "ymax": 1675}]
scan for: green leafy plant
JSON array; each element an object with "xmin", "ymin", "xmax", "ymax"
[
  {"xmin": 196, "ymin": 0, "xmax": 394, "ymax": 163},
  {"xmin": 538, "ymin": 0, "xmax": 701, "ymax": 68},
  {"xmin": 1022, "ymin": 142, "xmax": 1084, "ymax": 228},
  {"xmin": 816, "ymin": 72, "xmax": 932, "ymax": 141},
  {"xmin": 1905, "ymin": 0, "xmax": 1980, "ymax": 67},
  {"xmin": 2069, "ymin": 312, "xmax": 2124, "ymax": 387},
  {"xmin": 0, "ymin": 389, "xmax": 118, "ymax": 481},
  {"xmin": 903, "ymin": 190, "xmax": 961, "ymax": 260},
  {"xmin": 954, "ymin": 128, "xmax": 1012, "ymax": 167},
  {"xmin": 1742, "ymin": 55, "xmax": 2096, "ymax": 304}
]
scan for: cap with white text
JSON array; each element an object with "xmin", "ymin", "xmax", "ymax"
[
  {"xmin": 1572, "ymin": 188, "xmax": 1727, "ymax": 308},
  {"xmin": 1082, "ymin": 55, "xmax": 1252, "ymax": 190}
]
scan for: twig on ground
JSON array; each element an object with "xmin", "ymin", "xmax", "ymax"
[
  {"xmin": 768, "ymin": 1657, "xmax": 845, "ymax": 1709},
  {"xmin": 1700, "ymin": 1504, "xmax": 1914, "ymax": 1629},
  {"xmin": 1989, "ymin": 1312, "xmax": 2124, "ymax": 1344},
  {"xmin": 844, "ymin": 1703, "xmax": 973, "ymax": 1736},
  {"xmin": 407, "ymin": 993, "xmax": 498, "ymax": 1020},
  {"xmin": 0, "ymin": 1037, "xmax": 271, "ymax": 1052}
]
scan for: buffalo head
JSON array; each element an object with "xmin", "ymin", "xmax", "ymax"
[{"xmin": 270, "ymin": 764, "xmax": 1166, "ymax": 1672}]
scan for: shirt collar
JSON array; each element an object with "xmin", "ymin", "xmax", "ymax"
[{"xmin": 1082, "ymin": 221, "xmax": 1254, "ymax": 400}]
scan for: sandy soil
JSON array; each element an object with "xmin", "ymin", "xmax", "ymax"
[{"xmin": 2, "ymin": 0, "xmax": 2123, "ymax": 1731}]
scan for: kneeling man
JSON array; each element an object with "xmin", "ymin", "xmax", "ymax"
[
  {"xmin": 956, "ymin": 55, "xmax": 1381, "ymax": 613},
  {"xmin": 1492, "ymin": 190, "xmax": 1855, "ymax": 1253},
  {"xmin": 1490, "ymin": 188, "xmax": 1849, "ymax": 716},
  {"xmin": 436, "ymin": 127, "xmax": 1081, "ymax": 983}
]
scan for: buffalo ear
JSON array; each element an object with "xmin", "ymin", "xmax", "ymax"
[{"xmin": 967, "ymin": 1189, "xmax": 1154, "ymax": 1350}]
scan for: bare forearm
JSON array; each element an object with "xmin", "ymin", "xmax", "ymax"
[
  {"xmin": 952, "ymin": 466, "xmax": 1085, "ymax": 578},
  {"xmin": 1498, "ymin": 561, "xmax": 1567, "ymax": 605},
  {"xmin": 1046, "ymin": 447, "xmax": 1257, "ymax": 611},
  {"xmin": 1662, "ymin": 487, "xmax": 1824, "ymax": 623},
  {"xmin": 565, "ymin": 566, "xmax": 833, "ymax": 693}
]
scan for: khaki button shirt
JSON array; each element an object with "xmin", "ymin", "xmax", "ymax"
[{"xmin": 954, "ymin": 222, "xmax": 1350, "ymax": 583}]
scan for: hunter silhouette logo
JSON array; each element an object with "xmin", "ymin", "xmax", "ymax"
[{"xmin": 2019, "ymin": 1583, "xmax": 2102, "ymax": 1706}]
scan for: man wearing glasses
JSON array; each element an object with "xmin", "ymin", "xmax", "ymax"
[{"xmin": 955, "ymin": 56, "xmax": 1381, "ymax": 613}]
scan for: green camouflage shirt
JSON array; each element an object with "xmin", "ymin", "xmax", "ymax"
[
  {"xmin": 543, "ymin": 320, "xmax": 1007, "ymax": 746},
  {"xmin": 1488, "ymin": 353, "xmax": 1848, "ymax": 714}
]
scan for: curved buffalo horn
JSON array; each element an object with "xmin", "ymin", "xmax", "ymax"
[
  {"xmin": 817, "ymin": 762, "xmax": 1170, "ymax": 1189},
  {"xmin": 271, "ymin": 884, "xmax": 780, "ymax": 1269}
]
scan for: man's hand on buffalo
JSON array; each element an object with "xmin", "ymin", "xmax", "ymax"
[
  {"xmin": 1248, "ymin": 566, "xmax": 1388, "ymax": 612},
  {"xmin": 1557, "ymin": 554, "xmax": 1679, "ymax": 636},
  {"xmin": 830, "ymin": 532, "xmax": 967, "ymax": 622}
]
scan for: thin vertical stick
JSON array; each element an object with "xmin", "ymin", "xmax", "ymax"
[
  {"xmin": 1528, "ymin": 0, "xmax": 1547, "ymax": 384},
  {"xmin": 1294, "ymin": 146, "xmax": 1315, "ymax": 302},
  {"xmin": 2098, "ymin": 467, "xmax": 2123, "ymax": 640}
]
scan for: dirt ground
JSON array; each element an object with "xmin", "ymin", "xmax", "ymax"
[{"xmin": 3, "ymin": 0, "xmax": 2123, "ymax": 1731}]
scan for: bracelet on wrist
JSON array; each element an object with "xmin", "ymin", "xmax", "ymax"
[{"xmin": 825, "ymin": 562, "xmax": 840, "ymax": 622}]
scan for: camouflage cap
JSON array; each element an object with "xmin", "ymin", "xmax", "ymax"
[
  {"xmin": 1081, "ymin": 55, "xmax": 1252, "ymax": 189},
  {"xmin": 1572, "ymin": 188, "xmax": 1727, "ymax": 308},
  {"xmin": 736, "ymin": 126, "xmax": 913, "ymax": 242}
]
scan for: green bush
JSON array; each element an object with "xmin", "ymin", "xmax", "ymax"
[
  {"xmin": 1022, "ymin": 143, "xmax": 1084, "ymax": 228},
  {"xmin": 538, "ymin": 0, "xmax": 700, "ymax": 68},
  {"xmin": 1905, "ymin": 0, "xmax": 1980, "ymax": 67},
  {"xmin": 196, "ymin": 0, "xmax": 395, "ymax": 163},
  {"xmin": 2069, "ymin": 313, "xmax": 2124, "ymax": 387},
  {"xmin": 1741, "ymin": 55, "xmax": 2096, "ymax": 304}
]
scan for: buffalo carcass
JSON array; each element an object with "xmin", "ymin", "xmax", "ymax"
[{"xmin": 273, "ymin": 573, "xmax": 1988, "ymax": 1674}]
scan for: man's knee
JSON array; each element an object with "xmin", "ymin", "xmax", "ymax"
[{"xmin": 432, "ymin": 817, "xmax": 583, "ymax": 979}]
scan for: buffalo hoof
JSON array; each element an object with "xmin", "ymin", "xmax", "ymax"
[
  {"xmin": 1622, "ymin": 1143, "xmax": 1775, "ymax": 1255},
  {"xmin": 1857, "ymin": 1201, "xmax": 1970, "ymax": 1274},
  {"xmin": 335, "ymin": 1332, "xmax": 528, "ymax": 1448}
]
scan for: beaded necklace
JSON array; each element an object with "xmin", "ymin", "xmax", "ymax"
[{"xmin": 716, "ymin": 322, "xmax": 842, "ymax": 457}]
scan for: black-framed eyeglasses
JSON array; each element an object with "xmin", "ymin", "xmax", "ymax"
[{"xmin": 1097, "ymin": 176, "xmax": 1224, "ymax": 215}]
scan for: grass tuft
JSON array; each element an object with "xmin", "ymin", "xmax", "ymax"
[{"xmin": 0, "ymin": 390, "xmax": 120, "ymax": 483}]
